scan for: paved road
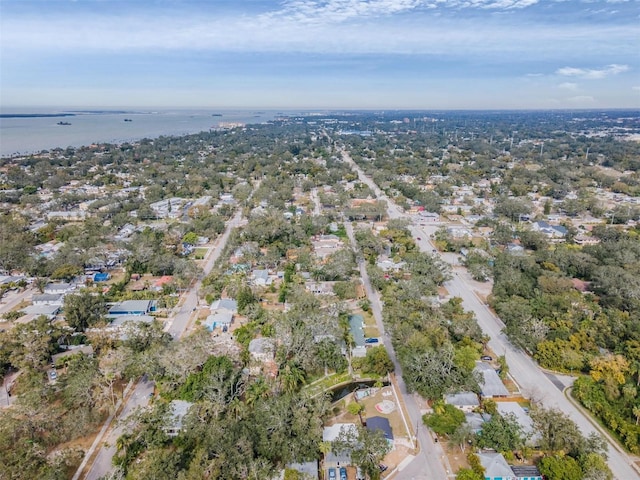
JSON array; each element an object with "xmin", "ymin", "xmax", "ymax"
[
  {"xmin": 82, "ymin": 209, "xmax": 245, "ymax": 479},
  {"xmin": 340, "ymin": 146, "xmax": 639, "ymax": 480},
  {"xmin": 343, "ymin": 165, "xmax": 451, "ymax": 479},
  {"xmin": 84, "ymin": 378, "xmax": 154, "ymax": 480},
  {"xmin": 167, "ymin": 208, "xmax": 245, "ymax": 339}
]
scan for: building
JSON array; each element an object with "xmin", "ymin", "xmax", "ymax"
[
  {"xmin": 93, "ymin": 272, "xmax": 110, "ymax": 282},
  {"xmin": 52, "ymin": 346, "xmax": 94, "ymax": 366},
  {"xmin": 531, "ymin": 221, "xmax": 567, "ymax": 239},
  {"xmin": 475, "ymin": 362, "xmax": 509, "ymax": 398},
  {"xmin": 510, "ymin": 465, "xmax": 542, "ymax": 480},
  {"xmin": 251, "ymin": 269, "xmax": 272, "ymax": 287},
  {"xmin": 366, "ymin": 416, "xmax": 394, "ymax": 444},
  {"xmin": 210, "ymin": 298, "xmax": 238, "ymax": 314},
  {"xmin": 348, "ymin": 314, "xmax": 367, "ymax": 358},
  {"xmin": 108, "ymin": 300, "xmax": 156, "ymax": 316},
  {"xmin": 496, "ymin": 402, "xmax": 537, "ymax": 445},
  {"xmin": 164, "ymin": 400, "xmax": 193, "ymax": 437},
  {"xmin": 204, "ymin": 312, "xmax": 233, "ymax": 331},
  {"xmin": 44, "ymin": 283, "xmax": 76, "ymax": 295},
  {"xmin": 248, "ymin": 337, "xmax": 275, "ymax": 362},
  {"xmin": 323, "ymin": 423, "xmax": 357, "ymax": 467},
  {"xmin": 445, "ymin": 392, "xmax": 480, "ymax": 413},
  {"xmin": 21, "ymin": 304, "xmax": 60, "ymax": 320},
  {"xmin": 477, "ymin": 452, "xmax": 515, "ymax": 480},
  {"xmin": 32, "ymin": 293, "xmax": 64, "ymax": 306}
]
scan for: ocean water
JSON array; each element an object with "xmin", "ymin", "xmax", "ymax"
[{"xmin": 0, "ymin": 109, "xmax": 284, "ymax": 158}]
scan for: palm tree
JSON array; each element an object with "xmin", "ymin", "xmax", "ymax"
[{"xmin": 279, "ymin": 361, "xmax": 306, "ymax": 394}]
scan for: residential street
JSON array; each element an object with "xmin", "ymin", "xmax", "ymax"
[
  {"xmin": 80, "ymin": 208, "xmax": 244, "ymax": 480},
  {"xmin": 340, "ymin": 147, "xmax": 640, "ymax": 480},
  {"xmin": 345, "ymin": 222, "xmax": 451, "ymax": 480}
]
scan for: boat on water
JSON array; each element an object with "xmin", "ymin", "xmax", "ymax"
[
  {"xmin": 124, "ymin": 118, "xmax": 133, "ymax": 122},
  {"xmin": 57, "ymin": 121, "xmax": 71, "ymax": 126},
  {"xmin": 211, "ymin": 113, "xmax": 223, "ymax": 117}
]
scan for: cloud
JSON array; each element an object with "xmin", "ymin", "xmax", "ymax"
[
  {"xmin": 556, "ymin": 64, "xmax": 629, "ymax": 79},
  {"xmin": 567, "ymin": 95, "xmax": 595, "ymax": 104},
  {"xmin": 558, "ymin": 82, "xmax": 578, "ymax": 90},
  {"xmin": 633, "ymin": 86, "xmax": 640, "ymax": 91}
]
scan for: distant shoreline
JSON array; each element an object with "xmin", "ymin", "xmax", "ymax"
[{"xmin": 0, "ymin": 113, "xmax": 76, "ymax": 119}]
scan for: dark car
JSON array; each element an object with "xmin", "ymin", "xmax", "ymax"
[
  {"xmin": 328, "ymin": 468, "xmax": 337, "ymax": 480},
  {"xmin": 379, "ymin": 464, "xmax": 388, "ymax": 472},
  {"xmin": 481, "ymin": 355, "xmax": 493, "ymax": 361},
  {"xmin": 339, "ymin": 467, "xmax": 347, "ymax": 480},
  {"xmin": 365, "ymin": 338, "xmax": 379, "ymax": 344},
  {"xmin": 416, "ymin": 237, "xmax": 421, "ymax": 240}
]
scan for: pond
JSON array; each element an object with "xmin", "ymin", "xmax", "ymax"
[{"xmin": 329, "ymin": 379, "xmax": 390, "ymax": 402}]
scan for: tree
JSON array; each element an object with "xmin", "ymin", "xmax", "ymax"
[
  {"xmin": 456, "ymin": 468, "xmax": 483, "ymax": 480},
  {"xmin": 348, "ymin": 401, "xmax": 366, "ymax": 425},
  {"xmin": 423, "ymin": 402, "xmax": 466, "ymax": 436},
  {"xmin": 476, "ymin": 412, "xmax": 526, "ymax": 453},
  {"xmin": 539, "ymin": 455, "xmax": 582, "ymax": 480},
  {"xmin": 363, "ymin": 346, "xmax": 394, "ymax": 376},
  {"xmin": 334, "ymin": 426, "xmax": 391, "ymax": 480},
  {"xmin": 530, "ymin": 407, "xmax": 584, "ymax": 456},
  {"xmin": 64, "ymin": 291, "xmax": 106, "ymax": 332},
  {"xmin": 450, "ymin": 423, "xmax": 475, "ymax": 453}
]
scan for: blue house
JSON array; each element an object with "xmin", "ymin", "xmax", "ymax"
[{"xmin": 108, "ymin": 300, "xmax": 156, "ymax": 316}]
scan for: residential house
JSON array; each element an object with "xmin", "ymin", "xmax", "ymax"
[
  {"xmin": 108, "ymin": 300, "xmax": 156, "ymax": 316},
  {"xmin": 32, "ymin": 293, "xmax": 64, "ymax": 306},
  {"xmin": 52, "ymin": 346, "xmax": 94, "ymax": 366},
  {"xmin": 210, "ymin": 298, "xmax": 238, "ymax": 314},
  {"xmin": 348, "ymin": 314, "xmax": 367, "ymax": 358},
  {"xmin": 445, "ymin": 392, "xmax": 480, "ymax": 413},
  {"xmin": 474, "ymin": 362, "xmax": 509, "ymax": 398},
  {"xmin": 285, "ymin": 462, "xmax": 318, "ymax": 480},
  {"xmin": 248, "ymin": 338, "xmax": 275, "ymax": 362},
  {"xmin": 305, "ymin": 281, "xmax": 335, "ymax": 296},
  {"xmin": 251, "ymin": 269, "xmax": 273, "ymax": 287},
  {"xmin": 204, "ymin": 312, "xmax": 233, "ymax": 331},
  {"xmin": 510, "ymin": 465, "xmax": 542, "ymax": 480},
  {"xmin": 164, "ymin": 400, "xmax": 193, "ymax": 437},
  {"xmin": 21, "ymin": 304, "xmax": 60, "ymax": 320},
  {"xmin": 478, "ymin": 452, "xmax": 515, "ymax": 480},
  {"xmin": 531, "ymin": 221, "xmax": 567, "ymax": 239},
  {"xmin": 496, "ymin": 402, "xmax": 537, "ymax": 445},
  {"xmin": 465, "ymin": 412, "xmax": 490, "ymax": 433},
  {"xmin": 44, "ymin": 283, "xmax": 76, "ymax": 295},
  {"xmin": 366, "ymin": 416, "xmax": 394, "ymax": 446},
  {"xmin": 323, "ymin": 423, "xmax": 357, "ymax": 467}
]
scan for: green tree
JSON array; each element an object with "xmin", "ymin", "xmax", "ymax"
[
  {"xmin": 64, "ymin": 291, "xmax": 106, "ymax": 332},
  {"xmin": 539, "ymin": 455, "xmax": 582, "ymax": 480},
  {"xmin": 423, "ymin": 402, "xmax": 466, "ymax": 436},
  {"xmin": 334, "ymin": 426, "xmax": 391, "ymax": 480},
  {"xmin": 476, "ymin": 412, "xmax": 526, "ymax": 453},
  {"xmin": 363, "ymin": 346, "xmax": 394, "ymax": 376}
]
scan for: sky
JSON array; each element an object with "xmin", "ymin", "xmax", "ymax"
[{"xmin": 1, "ymin": 0, "xmax": 639, "ymax": 109}]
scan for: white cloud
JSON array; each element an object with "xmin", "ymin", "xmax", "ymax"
[
  {"xmin": 632, "ymin": 86, "xmax": 640, "ymax": 91},
  {"xmin": 556, "ymin": 64, "xmax": 629, "ymax": 79},
  {"xmin": 567, "ymin": 95, "xmax": 595, "ymax": 103},
  {"xmin": 558, "ymin": 82, "xmax": 578, "ymax": 90}
]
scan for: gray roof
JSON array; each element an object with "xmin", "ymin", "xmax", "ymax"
[
  {"xmin": 205, "ymin": 312, "xmax": 233, "ymax": 327},
  {"xmin": 248, "ymin": 337, "xmax": 274, "ymax": 355},
  {"xmin": 348, "ymin": 314, "xmax": 366, "ymax": 348},
  {"xmin": 474, "ymin": 362, "xmax": 509, "ymax": 397},
  {"xmin": 108, "ymin": 299, "xmax": 153, "ymax": 314},
  {"xmin": 22, "ymin": 304, "xmax": 60, "ymax": 316},
  {"xmin": 465, "ymin": 412, "xmax": 490, "ymax": 433},
  {"xmin": 445, "ymin": 392, "xmax": 480, "ymax": 407},
  {"xmin": 287, "ymin": 462, "xmax": 318, "ymax": 479},
  {"xmin": 478, "ymin": 452, "xmax": 513, "ymax": 479},
  {"xmin": 511, "ymin": 465, "xmax": 542, "ymax": 478},
  {"xmin": 210, "ymin": 298, "xmax": 238, "ymax": 313},
  {"xmin": 496, "ymin": 402, "xmax": 534, "ymax": 435},
  {"xmin": 165, "ymin": 400, "xmax": 193, "ymax": 435},
  {"xmin": 32, "ymin": 293, "xmax": 63, "ymax": 303}
]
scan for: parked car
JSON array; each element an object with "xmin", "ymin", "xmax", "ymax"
[
  {"xmin": 379, "ymin": 464, "xmax": 388, "ymax": 472},
  {"xmin": 339, "ymin": 467, "xmax": 347, "ymax": 480},
  {"xmin": 328, "ymin": 468, "xmax": 337, "ymax": 480},
  {"xmin": 416, "ymin": 237, "xmax": 421, "ymax": 240},
  {"xmin": 481, "ymin": 355, "xmax": 493, "ymax": 361},
  {"xmin": 49, "ymin": 370, "xmax": 57, "ymax": 380},
  {"xmin": 365, "ymin": 338, "xmax": 379, "ymax": 344}
]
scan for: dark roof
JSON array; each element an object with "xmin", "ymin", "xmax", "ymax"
[
  {"xmin": 366, "ymin": 416, "xmax": 393, "ymax": 440},
  {"xmin": 511, "ymin": 465, "xmax": 542, "ymax": 477}
]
